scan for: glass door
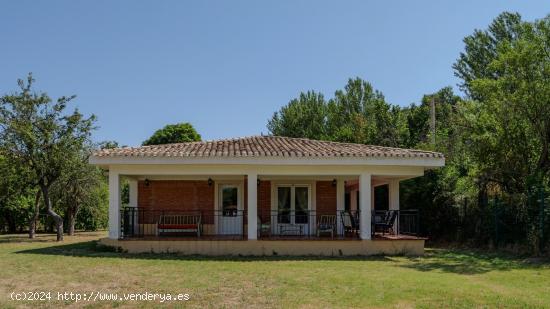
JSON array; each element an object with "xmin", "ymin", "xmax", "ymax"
[
  {"xmin": 217, "ymin": 184, "xmax": 242, "ymax": 235},
  {"xmin": 276, "ymin": 185, "xmax": 310, "ymax": 235}
]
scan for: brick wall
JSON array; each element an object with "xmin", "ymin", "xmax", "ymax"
[
  {"xmin": 316, "ymin": 181, "xmax": 337, "ymax": 215},
  {"xmin": 138, "ymin": 180, "xmax": 215, "ymax": 224},
  {"xmin": 258, "ymin": 180, "xmax": 271, "ymax": 221},
  {"xmin": 138, "ymin": 179, "xmax": 271, "ymax": 224}
]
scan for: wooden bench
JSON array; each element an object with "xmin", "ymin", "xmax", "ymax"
[{"xmin": 158, "ymin": 214, "xmax": 201, "ymax": 237}]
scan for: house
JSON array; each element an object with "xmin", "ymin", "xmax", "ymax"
[{"xmin": 91, "ymin": 135, "xmax": 444, "ymax": 255}]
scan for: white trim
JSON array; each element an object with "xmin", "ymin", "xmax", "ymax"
[
  {"xmin": 90, "ymin": 155, "xmax": 444, "ymax": 168},
  {"xmin": 105, "ymin": 164, "xmax": 426, "ymax": 177}
]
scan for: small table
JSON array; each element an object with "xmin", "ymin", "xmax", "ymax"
[{"xmin": 278, "ymin": 224, "xmax": 304, "ymax": 236}]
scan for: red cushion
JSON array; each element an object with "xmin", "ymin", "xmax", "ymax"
[{"xmin": 158, "ymin": 224, "xmax": 198, "ymax": 229}]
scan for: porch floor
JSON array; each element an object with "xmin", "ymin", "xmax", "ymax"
[{"xmin": 119, "ymin": 233, "xmax": 425, "ymax": 241}]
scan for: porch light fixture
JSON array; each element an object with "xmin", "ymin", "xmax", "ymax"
[
  {"xmin": 144, "ymin": 178, "xmax": 150, "ymax": 187},
  {"xmin": 208, "ymin": 178, "xmax": 213, "ymax": 186},
  {"xmin": 332, "ymin": 179, "xmax": 337, "ymax": 187},
  {"xmin": 257, "ymin": 179, "xmax": 260, "ymax": 186}
]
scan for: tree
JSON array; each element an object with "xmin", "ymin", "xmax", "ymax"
[
  {"xmin": 267, "ymin": 91, "xmax": 328, "ymax": 139},
  {"xmin": 52, "ymin": 146, "xmax": 104, "ymax": 235},
  {"xmin": 268, "ymin": 78, "xmax": 407, "ymax": 147},
  {"xmin": 451, "ymin": 12, "xmax": 550, "ymax": 252},
  {"xmin": 453, "ymin": 12, "xmax": 523, "ymax": 99},
  {"xmin": 453, "ymin": 13, "xmax": 550, "ymax": 190},
  {"xmin": 0, "ymin": 155, "xmax": 29, "ymax": 233},
  {"xmin": 327, "ymin": 78, "xmax": 407, "ymax": 146},
  {"xmin": 0, "ymin": 74, "xmax": 96, "ymax": 241},
  {"xmin": 142, "ymin": 123, "xmax": 201, "ymax": 145}
]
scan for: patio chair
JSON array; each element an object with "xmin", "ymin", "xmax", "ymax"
[
  {"xmin": 257, "ymin": 215, "xmax": 270, "ymax": 238},
  {"xmin": 316, "ymin": 215, "xmax": 337, "ymax": 238},
  {"xmin": 341, "ymin": 211, "xmax": 359, "ymax": 237},
  {"xmin": 373, "ymin": 210, "xmax": 397, "ymax": 235}
]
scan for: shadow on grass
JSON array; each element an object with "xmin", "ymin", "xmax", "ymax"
[
  {"xmin": 13, "ymin": 238, "xmax": 550, "ymax": 270},
  {"xmin": 0, "ymin": 232, "xmax": 106, "ymax": 243},
  {"xmin": 398, "ymin": 248, "xmax": 549, "ymax": 275},
  {"xmin": 15, "ymin": 240, "xmax": 395, "ymax": 262}
]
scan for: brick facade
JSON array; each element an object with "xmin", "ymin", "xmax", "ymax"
[
  {"xmin": 316, "ymin": 181, "xmax": 337, "ymax": 215},
  {"xmin": 138, "ymin": 180, "xmax": 272, "ymax": 223},
  {"xmin": 137, "ymin": 180, "xmax": 335, "ymax": 223},
  {"xmin": 258, "ymin": 180, "xmax": 271, "ymax": 221},
  {"xmin": 138, "ymin": 180, "xmax": 214, "ymax": 223}
]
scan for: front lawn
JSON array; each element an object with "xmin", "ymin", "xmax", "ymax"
[{"xmin": 0, "ymin": 232, "xmax": 548, "ymax": 308}]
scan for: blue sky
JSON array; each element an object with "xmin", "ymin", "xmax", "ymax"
[{"xmin": 1, "ymin": 1, "xmax": 548, "ymax": 146}]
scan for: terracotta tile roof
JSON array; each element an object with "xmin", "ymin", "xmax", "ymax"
[{"xmin": 92, "ymin": 136, "xmax": 444, "ymax": 159}]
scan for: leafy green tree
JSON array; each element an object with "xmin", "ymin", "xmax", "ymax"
[
  {"xmin": 400, "ymin": 88, "xmax": 469, "ymax": 239},
  {"xmin": 327, "ymin": 78, "xmax": 403, "ymax": 145},
  {"xmin": 454, "ymin": 13, "xmax": 550, "ymax": 190},
  {"xmin": 452, "ymin": 12, "xmax": 550, "ymax": 252},
  {"xmin": 0, "ymin": 153, "xmax": 41, "ymax": 237},
  {"xmin": 76, "ymin": 181, "xmax": 108, "ymax": 231},
  {"xmin": 453, "ymin": 12, "xmax": 523, "ymax": 99},
  {"xmin": 0, "ymin": 74, "xmax": 96, "ymax": 241},
  {"xmin": 52, "ymin": 146, "xmax": 105, "ymax": 235},
  {"xmin": 268, "ymin": 78, "xmax": 408, "ymax": 147},
  {"xmin": 143, "ymin": 123, "xmax": 201, "ymax": 145},
  {"xmin": 329, "ymin": 77, "xmax": 408, "ymax": 147},
  {"xmin": 267, "ymin": 91, "xmax": 328, "ymax": 139}
]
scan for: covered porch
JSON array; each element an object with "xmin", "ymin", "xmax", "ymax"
[
  {"xmin": 111, "ymin": 171, "xmax": 421, "ymax": 241},
  {"xmin": 92, "ymin": 136, "xmax": 443, "ymax": 255}
]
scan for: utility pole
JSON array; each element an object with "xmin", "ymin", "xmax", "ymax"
[{"xmin": 430, "ymin": 97, "xmax": 436, "ymax": 145}]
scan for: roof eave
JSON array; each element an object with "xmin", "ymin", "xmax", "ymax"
[{"xmin": 89, "ymin": 155, "xmax": 445, "ymax": 168}]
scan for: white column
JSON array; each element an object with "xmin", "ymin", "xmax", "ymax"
[
  {"xmin": 128, "ymin": 178, "xmax": 139, "ymax": 235},
  {"xmin": 336, "ymin": 178, "xmax": 345, "ymax": 236},
  {"xmin": 371, "ymin": 186, "xmax": 375, "ymax": 210},
  {"xmin": 389, "ymin": 180, "xmax": 400, "ymax": 210},
  {"xmin": 108, "ymin": 170, "xmax": 121, "ymax": 239},
  {"xmin": 359, "ymin": 173, "xmax": 372, "ymax": 239},
  {"xmin": 128, "ymin": 178, "xmax": 138, "ymax": 208},
  {"xmin": 247, "ymin": 173, "xmax": 258, "ymax": 240},
  {"xmin": 389, "ymin": 179, "xmax": 400, "ymax": 234}
]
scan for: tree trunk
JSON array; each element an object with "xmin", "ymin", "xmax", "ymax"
[
  {"xmin": 40, "ymin": 183, "xmax": 63, "ymax": 241},
  {"xmin": 67, "ymin": 207, "xmax": 78, "ymax": 236},
  {"xmin": 5, "ymin": 214, "xmax": 16, "ymax": 233},
  {"xmin": 28, "ymin": 191, "xmax": 41, "ymax": 239}
]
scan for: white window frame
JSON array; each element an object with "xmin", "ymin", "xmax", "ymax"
[
  {"xmin": 214, "ymin": 181, "xmax": 244, "ymax": 235},
  {"xmin": 272, "ymin": 183, "xmax": 312, "ymax": 234}
]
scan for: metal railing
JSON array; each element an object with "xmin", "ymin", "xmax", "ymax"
[
  {"xmin": 120, "ymin": 207, "xmax": 419, "ymax": 239},
  {"xmin": 371, "ymin": 209, "xmax": 419, "ymax": 236},
  {"xmin": 121, "ymin": 208, "xmax": 247, "ymax": 239},
  {"xmin": 257, "ymin": 210, "xmax": 358, "ymax": 238}
]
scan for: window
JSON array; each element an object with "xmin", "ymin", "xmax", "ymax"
[
  {"xmin": 277, "ymin": 186, "xmax": 291, "ymax": 223},
  {"xmin": 295, "ymin": 186, "xmax": 308, "ymax": 224},
  {"xmin": 222, "ymin": 186, "xmax": 238, "ymax": 217},
  {"xmin": 277, "ymin": 185, "xmax": 309, "ymax": 224}
]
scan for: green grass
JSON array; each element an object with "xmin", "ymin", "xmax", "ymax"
[{"xmin": 1, "ymin": 232, "xmax": 549, "ymax": 308}]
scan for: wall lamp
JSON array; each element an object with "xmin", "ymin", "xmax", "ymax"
[
  {"xmin": 144, "ymin": 178, "xmax": 150, "ymax": 187},
  {"xmin": 257, "ymin": 178, "xmax": 261, "ymax": 186},
  {"xmin": 208, "ymin": 178, "xmax": 213, "ymax": 186},
  {"xmin": 332, "ymin": 179, "xmax": 337, "ymax": 187}
]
